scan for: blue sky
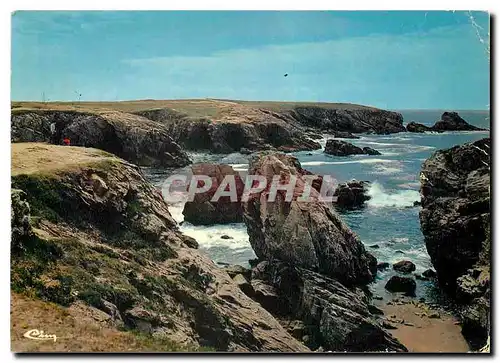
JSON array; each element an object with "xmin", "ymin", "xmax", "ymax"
[{"xmin": 11, "ymin": 11, "xmax": 490, "ymax": 109}]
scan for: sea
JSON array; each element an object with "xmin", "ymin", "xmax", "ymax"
[{"xmin": 144, "ymin": 110, "xmax": 490, "ymax": 303}]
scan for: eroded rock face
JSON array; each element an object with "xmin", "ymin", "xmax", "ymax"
[
  {"xmin": 289, "ymin": 107, "xmax": 406, "ymax": 134},
  {"xmin": 182, "ymin": 163, "xmax": 245, "ymax": 225},
  {"xmin": 11, "ymin": 110, "xmax": 191, "ymax": 168},
  {"xmin": 432, "ymin": 112, "xmax": 485, "ymax": 132},
  {"xmin": 135, "ymin": 107, "xmax": 321, "ymax": 154},
  {"xmin": 324, "ymin": 140, "xmax": 381, "ymax": 157},
  {"xmin": 419, "ymin": 138, "xmax": 490, "ymax": 348},
  {"xmin": 10, "ymin": 144, "xmax": 308, "ymax": 352},
  {"xmin": 242, "ymin": 153, "xmax": 375, "ymax": 286},
  {"xmin": 250, "ymin": 261, "xmax": 407, "ymax": 352}
]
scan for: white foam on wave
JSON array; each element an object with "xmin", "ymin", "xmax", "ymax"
[
  {"xmin": 228, "ymin": 163, "xmax": 249, "ymax": 171},
  {"xmin": 180, "ymin": 223, "xmax": 251, "ymax": 251},
  {"xmin": 371, "ymin": 163, "xmax": 404, "ymax": 175},
  {"xmin": 367, "ymin": 182, "xmax": 420, "ymax": 208},
  {"xmin": 301, "ymin": 158, "xmax": 395, "ymax": 167}
]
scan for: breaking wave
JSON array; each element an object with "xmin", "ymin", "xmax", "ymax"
[{"xmin": 367, "ymin": 182, "xmax": 420, "ymax": 208}]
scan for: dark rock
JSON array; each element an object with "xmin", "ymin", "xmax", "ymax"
[
  {"xmin": 181, "ymin": 235, "xmax": 199, "ymax": 249},
  {"xmin": 382, "ymin": 321, "xmax": 397, "ymax": 330},
  {"xmin": 377, "ymin": 262, "xmax": 390, "ymax": 271},
  {"xmin": 368, "ymin": 305, "xmax": 384, "ymax": 315},
  {"xmin": 406, "ymin": 122, "xmax": 432, "ymax": 133},
  {"xmin": 393, "ymin": 260, "xmax": 416, "ymax": 274},
  {"xmin": 11, "ymin": 110, "xmax": 191, "ymax": 168},
  {"xmin": 239, "ymin": 147, "xmax": 252, "ymax": 155},
  {"xmin": 413, "ymin": 201, "xmax": 422, "ymax": 207},
  {"xmin": 333, "ymin": 180, "xmax": 371, "ymax": 209},
  {"xmin": 220, "ymin": 235, "xmax": 233, "ymax": 240},
  {"xmin": 362, "ymin": 147, "xmax": 382, "ymax": 156},
  {"xmin": 182, "ymin": 163, "xmax": 244, "ymax": 225},
  {"xmin": 289, "ymin": 107, "xmax": 406, "ymax": 134},
  {"xmin": 251, "ymin": 261, "xmax": 407, "ymax": 352},
  {"xmin": 369, "ymin": 244, "xmax": 380, "ymax": 249},
  {"xmin": 395, "ymin": 250, "xmax": 405, "ymax": 254},
  {"xmin": 431, "ymin": 112, "xmax": 485, "ymax": 132},
  {"xmin": 422, "ymin": 269, "xmax": 437, "ymax": 279},
  {"xmin": 324, "ymin": 139, "xmax": 364, "ymax": 156},
  {"xmin": 385, "ymin": 276, "xmax": 417, "ymax": 296},
  {"xmin": 414, "ymin": 274, "xmax": 427, "ymax": 281},
  {"xmin": 332, "ymin": 131, "xmax": 361, "ymax": 139},
  {"xmin": 251, "ymin": 279, "xmax": 282, "ymax": 315},
  {"xmin": 243, "ymin": 153, "xmax": 376, "ymax": 286},
  {"xmin": 428, "ymin": 312, "xmax": 441, "ymax": 319},
  {"xmin": 419, "ymin": 138, "xmax": 490, "ymax": 348}
]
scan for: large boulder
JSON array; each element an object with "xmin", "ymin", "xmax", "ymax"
[
  {"xmin": 10, "ymin": 143, "xmax": 308, "ymax": 352},
  {"xmin": 242, "ymin": 153, "xmax": 375, "ymax": 286},
  {"xmin": 431, "ymin": 112, "xmax": 485, "ymax": 132},
  {"xmin": 419, "ymin": 138, "xmax": 490, "ymax": 348},
  {"xmin": 384, "ymin": 276, "xmax": 417, "ymax": 296},
  {"xmin": 182, "ymin": 163, "xmax": 245, "ymax": 225},
  {"xmin": 332, "ymin": 131, "xmax": 360, "ymax": 139},
  {"xmin": 324, "ymin": 140, "xmax": 381, "ymax": 157},
  {"xmin": 392, "ymin": 260, "xmax": 416, "ymax": 274},
  {"xmin": 11, "ymin": 110, "xmax": 191, "ymax": 168},
  {"xmin": 250, "ymin": 261, "xmax": 407, "ymax": 352},
  {"xmin": 406, "ymin": 122, "xmax": 432, "ymax": 133},
  {"xmin": 333, "ymin": 180, "xmax": 371, "ymax": 209}
]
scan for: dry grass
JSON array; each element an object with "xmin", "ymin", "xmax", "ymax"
[
  {"xmin": 11, "ymin": 143, "xmax": 117, "ymax": 176},
  {"xmin": 11, "ymin": 292, "xmax": 199, "ymax": 352},
  {"xmin": 11, "ymin": 98, "xmax": 377, "ymax": 118}
]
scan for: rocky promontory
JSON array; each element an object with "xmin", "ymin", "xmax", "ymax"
[
  {"xmin": 10, "ymin": 143, "xmax": 307, "ymax": 352},
  {"xmin": 419, "ymin": 138, "xmax": 490, "ymax": 349},
  {"xmin": 406, "ymin": 112, "xmax": 486, "ymax": 133},
  {"xmin": 11, "ymin": 109, "xmax": 191, "ymax": 168},
  {"xmin": 324, "ymin": 139, "xmax": 381, "ymax": 156}
]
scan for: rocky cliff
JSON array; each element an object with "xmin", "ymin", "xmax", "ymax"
[
  {"xmin": 10, "ymin": 143, "xmax": 307, "ymax": 352},
  {"xmin": 11, "ymin": 109, "xmax": 191, "ymax": 168},
  {"xmin": 419, "ymin": 138, "xmax": 490, "ymax": 349},
  {"xmin": 135, "ymin": 102, "xmax": 405, "ymax": 153},
  {"xmin": 406, "ymin": 112, "xmax": 486, "ymax": 133}
]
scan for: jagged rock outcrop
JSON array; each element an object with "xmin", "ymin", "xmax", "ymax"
[
  {"xmin": 333, "ymin": 180, "xmax": 371, "ymax": 209},
  {"xmin": 135, "ymin": 107, "xmax": 321, "ymax": 154},
  {"xmin": 182, "ymin": 163, "xmax": 245, "ymax": 225},
  {"xmin": 432, "ymin": 112, "xmax": 485, "ymax": 132},
  {"xmin": 392, "ymin": 260, "xmax": 416, "ymax": 274},
  {"xmin": 384, "ymin": 276, "xmax": 416, "ymax": 296},
  {"xmin": 419, "ymin": 138, "xmax": 490, "ymax": 349},
  {"xmin": 324, "ymin": 140, "xmax": 381, "ymax": 157},
  {"xmin": 242, "ymin": 153, "xmax": 375, "ymax": 286},
  {"xmin": 406, "ymin": 122, "xmax": 432, "ymax": 133},
  {"xmin": 288, "ymin": 106, "xmax": 405, "ymax": 134},
  {"xmin": 10, "ymin": 143, "xmax": 308, "ymax": 352},
  {"xmin": 11, "ymin": 109, "xmax": 191, "ymax": 168},
  {"xmin": 248, "ymin": 261, "xmax": 407, "ymax": 352}
]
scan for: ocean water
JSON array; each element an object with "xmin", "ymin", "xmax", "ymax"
[{"xmin": 144, "ymin": 110, "xmax": 490, "ymax": 302}]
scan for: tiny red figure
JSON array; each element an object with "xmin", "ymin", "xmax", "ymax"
[{"xmin": 63, "ymin": 138, "xmax": 71, "ymax": 146}]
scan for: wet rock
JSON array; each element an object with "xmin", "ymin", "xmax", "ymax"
[
  {"xmin": 182, "ymin": 163, "xmax": 245, "ymax": 225},
  {"xmin": 382, "ymin": 321, "xmax": 397, "ymax": 330},
  {"xmin": 220, "ymin": 235, "xmax": 233, "ymax": 240},
  {"xmin": 362, "ymin": 147, "xmax": 382, "ymax": 155},
  {"xmin": 431, "ymin": 112, "xmax": 485, "ymax": 132},
  {"xmin": 369, "ymin": 244, "xmax": 380, "ymax": 249},
  {"xmin": 332, "ymin": 131, "xmax": 361, "ymax": 139},
  {"xmin": 406, "ymin": 122, "xmax": 432, "ymax": 133},
  {"xmin": 393, "ymin": 260, "xmax": 416, "ymax": 274},
  {"xmin": 385, "ymin": 276, "xmax": 417, "ymax": 296},
  {"xmin": 422, "ymin": 269, "xmax": 437, "ymax": 279},
  {"xmin": 324, "ymin": 140, "xmax": 363, "ymax": 156},
  {"xmin": 240, "ymin": 147, "xmax": 252, "ymax": 155},
  {"xmin": 377, "ymin": 262, "xmax": 390, "ymax": 271},
  {"xmin": 181, "ymin": 235, "xmax": 199, "ymax": 249},
  {"xmin": 333, "ymin": 180, "xmax": 371, "ymax": 209},
  {"xmin": 368, "ymin": 305, "xmax": 384, "ymax": 315}
]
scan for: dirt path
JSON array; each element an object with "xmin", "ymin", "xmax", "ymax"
[{"xmin": 376, "ymin": 297, "xmax": 470, "ymax": 353}]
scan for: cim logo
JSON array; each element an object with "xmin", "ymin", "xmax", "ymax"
[{"xmin": 23, "ymin": 329, "xmax": 57, "ymax": 342}]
